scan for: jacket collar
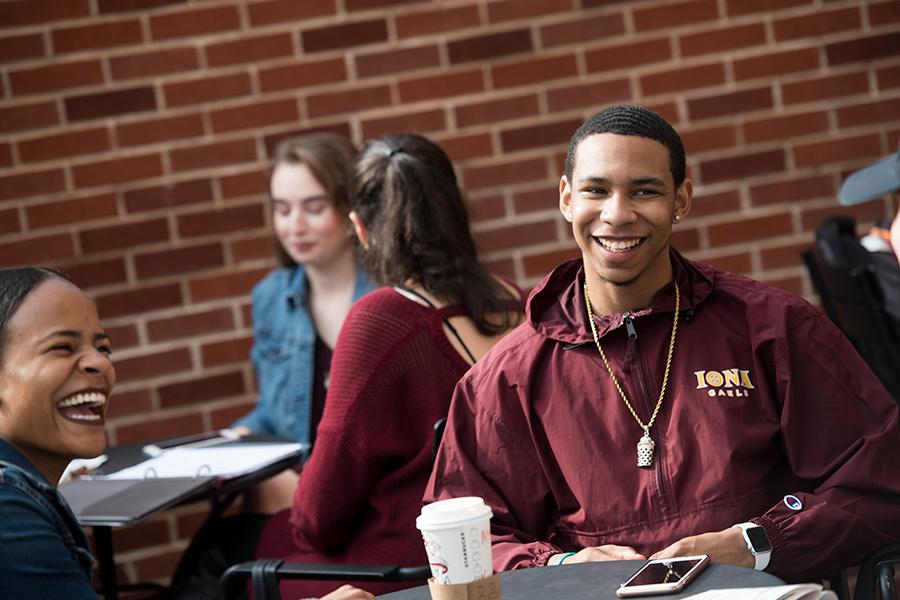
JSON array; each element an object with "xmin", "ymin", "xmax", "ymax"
[
  {"xmin": 284, "ymin": 262, "xmax": 374, "ymax": 310},
  {"xmin": 527, "ymin": 248, "xmax": 715, "ymax": 345},
  {"xmin": 0, "ymin": 438, "xmax": 53, "ymax": 489}
]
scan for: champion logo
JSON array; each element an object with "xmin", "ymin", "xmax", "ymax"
[{"xmin": 783, "ymin": 494, "xmax": 803, "ymax": 511}]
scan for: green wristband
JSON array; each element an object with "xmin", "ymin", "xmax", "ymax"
[{"xmin": 553, "ymin": 552, "xmax": 577, "ymax": 566}]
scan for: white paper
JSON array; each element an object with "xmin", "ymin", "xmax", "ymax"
[
  {"xmin": 101, "ymin": 444, "xmax": 303, "ymax": 480},
  {"xmin": 684, "ymin": 584, "xmax": 836, "ymax": 600}
]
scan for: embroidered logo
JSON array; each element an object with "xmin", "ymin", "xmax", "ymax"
[
  {"xmin": 783, "ymin": 494, "xmax": 803, "ymax": 511},
  {"xmin": 693, "ymin": 368, "xmax": 755, "ymax": 397}
]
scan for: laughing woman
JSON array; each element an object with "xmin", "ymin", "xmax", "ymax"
[{"xmin": 0, "ymin": 267, "xmax": 115, "ymax": 598}]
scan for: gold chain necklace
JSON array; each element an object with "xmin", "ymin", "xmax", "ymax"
[{"xmin": 583, "ymin": 279, "xmax": 680, "ymax": 468}]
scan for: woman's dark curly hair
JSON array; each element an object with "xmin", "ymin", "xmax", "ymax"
[{"xmin": 353, "ymin": 133, "xmax": 518, "ymax": 335}]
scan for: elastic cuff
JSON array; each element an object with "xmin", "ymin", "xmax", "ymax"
[{"xmin": 531, "ymin": 547, "xmax": 559, "ymax": 568}]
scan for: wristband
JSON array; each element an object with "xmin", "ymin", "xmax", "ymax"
[{"xmin": 551, "ymin": 551, "xmax": 576, "ymax": 566}]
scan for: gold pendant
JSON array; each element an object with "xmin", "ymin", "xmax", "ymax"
[{"xmin": 637, "ymin": 428, "xmax": 655, "ymax": 468}]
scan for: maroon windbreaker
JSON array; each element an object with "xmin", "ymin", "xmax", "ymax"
[{"xmin": 426, "ymin": 251, "xmax": 900, "ymax": 582}]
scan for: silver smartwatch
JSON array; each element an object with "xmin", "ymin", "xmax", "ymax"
[{"xmin": 733, "ymin": 522, "xmax": 772, "ymax": 571}]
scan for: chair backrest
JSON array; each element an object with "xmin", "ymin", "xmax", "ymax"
[{"xmin": 803, "ymin": 217, "xmax": 900, "ymax": 405}]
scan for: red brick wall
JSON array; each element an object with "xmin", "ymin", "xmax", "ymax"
[{"xmin": 2, "ymin": 0, "xmax": 899, "ymax": 586}]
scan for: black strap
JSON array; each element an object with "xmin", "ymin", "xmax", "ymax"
[
  {"xmin": 396, "ymin": 287, "xmax": 478, "ymax": 364},
  {"xmin": 251, "ymin": 558, "xmax": 284, "ymax": 600}
]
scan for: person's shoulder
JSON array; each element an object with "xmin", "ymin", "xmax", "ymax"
[
  {"xmin": 708, "ymin": 267, "xmax": 821, "ymax": 326},
  {"xmin": 465, "ymin": 319, "xmax": 544, "ymax": 382},
  {"xmin": 252, "ymin": 266, "xmax": 296, "ymax": 298}
]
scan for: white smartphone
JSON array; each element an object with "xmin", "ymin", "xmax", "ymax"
[
  {"xmin": 616, "ymin": 555, "xmax": 710, "ymax": 598},
  {"xmin": 142, "ymin": 429, "xmax": 240, "ymax": 457}
]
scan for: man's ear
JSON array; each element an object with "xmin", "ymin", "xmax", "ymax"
[
  {"xmin": 349, "ymin": 211, "xmax": 369, "ymax": 250},
  {"xmin": 674, "ymin": 178, "xmax": 693, "ymax": 223},
  {"xmin": 559, "ymin": 175, "xmax": 573, "ymax": 223}
]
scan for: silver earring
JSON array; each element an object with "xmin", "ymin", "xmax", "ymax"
[{"xmin": 673, "ymin": 214, "xmax": 681, "ymax": 223}]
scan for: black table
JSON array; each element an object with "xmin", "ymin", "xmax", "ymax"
[{"xmin": 379, "ymin": 561, "xmax": 785, "ymax": 600}]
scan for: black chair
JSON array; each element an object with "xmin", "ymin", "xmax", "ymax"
[
  {"xmin": 802, "ymin": 216, "xmax": 900, "ymax": 405},
  {"xmin": 854, "ymin": 542, "xmax": 900, "ymax": 600}
]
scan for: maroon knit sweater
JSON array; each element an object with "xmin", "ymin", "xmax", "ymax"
[{"xmin": 254, "ymin": 287, "xmax": 473, "ymax": 598}]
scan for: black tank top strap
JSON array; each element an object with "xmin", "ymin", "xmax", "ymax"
[{"xmin": 394, "ymin": 287, "xmax": 478, "ymax": 364}]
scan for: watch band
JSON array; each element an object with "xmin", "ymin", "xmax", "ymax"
[{"xmin": 733, "ymin": 522, "xmax": 771, "ymax": 571}]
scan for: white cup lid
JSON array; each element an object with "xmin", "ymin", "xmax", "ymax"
[{"xmin": 416, "ymin": 497, "xmax": 492, "ymax": 531}]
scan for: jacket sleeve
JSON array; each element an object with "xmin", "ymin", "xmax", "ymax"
[
  {"xmin": 425, "ymin": 366, "xmax": 561, "ymax": 571},
  {"xmin": 754, "ymin": 308, "xmax": 900, "ymax": 581},
  {"xmin": 231, "ymin": 288, "xmax": 274, "ymax": 434}
]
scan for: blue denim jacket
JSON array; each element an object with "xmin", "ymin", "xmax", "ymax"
[
  {"xmin": 0, "ymin": 439, "xmax": 96, "ymax": 598},
  {"xmin": 233, "ymin": 264, "xmax": 377, "ymax": 445}
]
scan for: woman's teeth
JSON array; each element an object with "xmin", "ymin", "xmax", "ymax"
[
  {"xmin": 597, "ymin": 238, "xmax": 642, "ymax": 251},
  {"xmin": 58, "ymin": 392, "xmax": 106, "ymax": 409}
]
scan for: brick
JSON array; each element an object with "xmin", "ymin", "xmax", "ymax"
[
  {"xmin": 793, "ymin": 134, "xmax": 882, "ymax": 168},
  {"xmin": 522, "ymin": 246, "xmax": 579, "ymax": 278},
  {"xmin": 708, "ymin": 212, "xmax": 792, "ymax": 246},
  {"xmin": 52, "ymin": 19, "xmax": 143, "ymax": 54},
  {"xmin": 26, "ymin": 193, "xmax": 118, "ymax": 229},
  {"xmin": 837, "ymin": 98, "xmax": 900, "ymax": 128},
  {"xmin": 0, "ymin": 209, "xmax": 20, "ymax": 236},
  {"xmin": 0, "ymin": 34, "xmax": 46, "ymax": 63},
  {"xmin": 170, "ymin": 139, "xmax": 257, "ymax": 172},
  {"xmin": 705, "ymin": 251, "xmax": 753, "ymax": 274},
  {"xmin": 680, "ymin": 125, "xmax": 737, "ymax": 154},
  {"xmin": 689, "ymin": 189, "xmax": 741, "ymax": 217},
  {"xmin": 585, "ymin": 37, "xmax": 671, "ymax": 73},
  {"xmin": 764, "ymin": 275, "xmax": 804, "ymax": 296},
  {"xmin": 164, "ymin": 73, "xmax": 252, "ymax": 107},
  {"xmin": 634, "ymin": 0, "xmax": 718, "ymax": 31},
  {"xmin": 869, "ymin": 1, "xmax": 900, "ymax": 26},
  {"xmin": 150, "ymin": 5, "xmax": 240, "ymax": 40},
  {"xmin": 688, "ymin": 87, "xmax": 773, "ymax": 120},
  {"xmin": 178, "ymin": 204, "xmax": 265, "ymax": 238},
  {"xmin": 263, "ymin": 122, "xmax": 352, "ymax": 156},
  {"xmin": 512, "ymin": 184, "xmax": 558, "ymax": 214},
  {"xmin": 826, "ymin": 33, "xmax": 900, "ymax": 66},
  {"xmin": 878, "ymin": 65, "xmax": 900, "ymax": 91},
  {"xmin": 345, "ymin": 0, "xmax": 428, "ymax": 9},
  {"xmin": 148, "ymin": 308, "xmax": 235, "ymax": 342},
  {"xmin": 65, "ymin": 87, "xmax": 157, "ymax": 122},
  {"xmin": 61, "ymin": 257, "xmax": 128, "ymax": 290},
  {"xmin": 699, "ymin": 150, "xmax": 785, "ymax": 184},
  {"xmin": 750, "ymin": 174, "xmax": 835, "ymax": 207},
  {"xmin": 0, "ymin": 233, "xmax": 74, "ymax": 268},
  {"xmin": 220, "ymin": 169, "xmax": 267, "ymax": 200},
  {"xmin": 743, "ymin": 111, "xmax": 828, "ymax": 144},
  {"xmin": 0, "ymin": 1, "xmax": 90, "ymax": 27},
  {"xmin": 800, "ymin": 202, "xmax": 884, "ymax": 232},
  {"xmin": 232, "ymin": 235, "xmax": 275, "ymax": 263},
  {"xmin": 211, "ymin": 98, "xmax": 299, "ymax": 133},
  {"xmin": 0, "ymin": 145, "xmax": 9, "ymax": 169},
  {"xmin": 115, "ymin": 413, "xmax": 201, "ymax": 446},
  {"xmin": 205, "ymin": 33, "xmax": 294, "ymax": 68},
  {"xmin": 475, "ymin": 219, "xmax": 559, "ymax": 253},
  {"xmin": 0, "ymin": 102, "xmax": 58, "ymax": 135},
  {"xmin": 361, "ymin": 109, "xmax": 446, "ymax": 139},
  {"xmin": 307, "ymin": 84, "xmax": 392, "ymax": 118},
  {"xmin": 435, "ymin": 132, "xmax": 494, "ymax": 161},
  {"xmin": 488, "ymin": 0, "xmax": 573, "ymax": 22},
  {"xmin": 117, "ymin": 112, "xmax": 205, "ymax": 147},
  {"xmin": 18, "ymin": 127, "xmax": 110, "ymax": 163},
  {"xmin": 72, "ymin": 153, "xmax": 163, "ymax": 188},
  {"xmin": 726, "ymin": 0, "xmax": 811, "ymax": 16},
  {"xmin": 98, "ymin": 0, "xmax": 186, "ymax": 13},
  {"xmin": 159, "ymin": 371, "xmax": 245, "ymax": 409},
  {"xmin": 110, "ymin": 47, "xmax": 199, "ymax": 80},
  {"xmin": 302, "ymin": 19, "xmax": 388, "ymax": 53},
  {"xmin": 105, "ymin": 388, "xmax": 153, "ymax": 420},
  {"xmin": 96, "ymin": 284, "xmax": 183, "ymax": 320},
  {"xmin": 501, "ymin": 118, "xmax": 583, "ymax": 153},
  {"xmin": 448, "ymin": 29, "xmax": 532, "ymax": 64},
  {"xmin": 125, "ymin": 179, "xmax": 213, "ymax": 213},
  {"xmin": 248, "ymin": 0, "xmax": 335, "ymax": 26},
  {"xmin": 210, "ymin": 402, "xmax": 256, "ymax": 430},
  {"xmin": 782, "ymin": 71, "xmax": 870, "ymax": 105},
  {"xmin": 671, "ymin": 227, "xmax": 701, "ymax": 252},
  {"xmin": 734, "ymin": 48, "xmax": 819, "ymax": 81},
  {"xmin": 541, "ymin": 13, "xmax": 626, "ymax": 48},
  {"xmin": 202, "ymin": 335, "xmax": 253, "ymax": 367},
  {"xmin": 464, "ymin": 157, "xmax": 548, "ymax": 190},
  {"xmin": 80, "ymin": 217, "xmax": 170, "ymax": 254},
  {"xmin": 111, "ymin": 520, "xmax": 170, "ymax": 553},
  {"xmin": 640, "ymin": 62, "xmax": 725, "ymax": 96},
  {"xmin": 9, "ymin": 59, "xmax": 103, "ymax": 96},
  {"xmin": 466, "ymin": 193, "xmax": 506, "ymax": 222},
  {"xmin": 397, "ymin": 5, "xmax": 481, "ymax": 39},
  {"xmin": 135, "ymin": 242, "xmax": 224, "ymax": 279},
  {"xmin": 456, "ymin": 94, "xmax": 540, "ymax": 128},
  {"xmin": 546, "ymin": 78, "xmax": 632, "ymax": 113},
  {"xmin": 399, "ymin": 70, "xmax": 484, "ymax": 103},
  {"xmin": 189, "ymin": 268, "xmax": 269, "ymax": 302},
  {"xmin": 680, "ymin": 23, "xmax": 766, "ymax": 57},
  {"xmin": 356, "ymin": 45, "xmax": 441, "ymax": 78},
  {"xmin": 492, "ymin": 54, "xmax": 578, "ymax": 89},
  {"xmin": 0, "ymin": 168, "xmax": 65, "ymax": 201},
  {"xmin": 760, "ymin": 240, "xmax": 814, "ymax": 270},
  {"xmin": 773, "ymin": 7, "xmax": 861, "ymax": 41},
  {"xmin": 259, "ymin": 57, "xmax": 347, "ymax": 93}
]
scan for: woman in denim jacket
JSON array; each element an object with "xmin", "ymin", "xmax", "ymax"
[
  {"xmin": 230, "ymin": 134, "xmax": 376, "ymax": 513},
  {"xmin": 0, "ymin": 267, "xmax": 116, "ymax": 597}
]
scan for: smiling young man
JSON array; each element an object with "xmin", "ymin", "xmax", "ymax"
[{"xmin": 425, "ymin": 105, "xmax": 900, "ymax": 581}]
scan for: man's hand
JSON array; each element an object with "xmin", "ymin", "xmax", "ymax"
[
  {"xmin": 551, "ymin": 545, "xmax": 646, "ymax": 565},
  {"xmin": 649, "ymin": 527, "xmax": 753, "ymax": 568},
  {"xmin": 311, "ymin": 584, "xmax": 375, "ymax": 600}
]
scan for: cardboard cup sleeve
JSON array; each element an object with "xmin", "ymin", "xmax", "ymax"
[{"xmin": 427, "ymin": 573, "xmax": 501, "ymax": 600}]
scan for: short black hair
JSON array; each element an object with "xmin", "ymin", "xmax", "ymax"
[
  {"xmin": 564, "ymin": 104, "xmax": 686, "ymax": 188},
  {"xmin": 0, "ymin": 267, "xmax": 62, "ymax": 364}
]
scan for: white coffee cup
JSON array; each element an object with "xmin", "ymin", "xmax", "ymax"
[{"xmin": 416, "ymin": 496, "xmax": 493, "ymax": 585}]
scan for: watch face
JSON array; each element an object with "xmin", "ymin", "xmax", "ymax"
[{"xmin": 746, "ymin": 526, "xmax": 773, "ymax": 553}]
